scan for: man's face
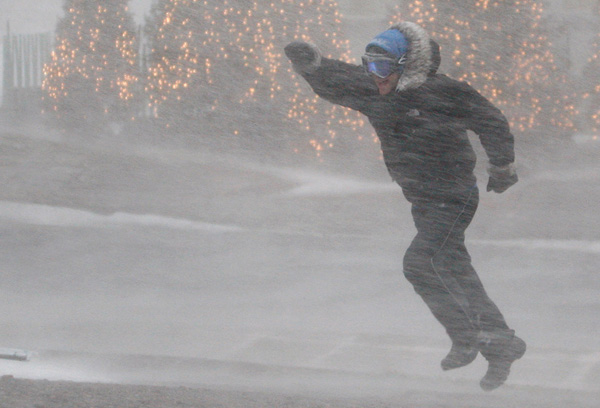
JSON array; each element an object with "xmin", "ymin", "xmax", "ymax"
[{"xmin": 373, "ymin": 72, "xmax": 400, "ymax": 95}]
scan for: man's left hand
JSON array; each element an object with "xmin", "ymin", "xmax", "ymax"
[{"xmin": 487, "ymin": 163, "xmax": 518, "ymax": 193}]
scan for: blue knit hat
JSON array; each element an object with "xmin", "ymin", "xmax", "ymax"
[{"xmin": 365, "ymin": 29, "xmax": 408, "ymax": 58}]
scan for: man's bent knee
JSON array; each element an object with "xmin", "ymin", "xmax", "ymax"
[{"xmin": 403, "ymin": 249, "xmax": 432, "ymax": 289}]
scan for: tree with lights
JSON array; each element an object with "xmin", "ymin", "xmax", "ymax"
[
  {"xmin": 389, "ymin": 0, "xmax": 576, "ymax": 138},
  {"xmin": 143, "ymin": 0, "xmax": 367, "ymax": 157},
  {"xmin": 582, "ymin": 31, "xmax": 600, "ymax": 134},
  {"xmin": 43, "ymin": 0, "xmax": 140, "ymax": 131}
]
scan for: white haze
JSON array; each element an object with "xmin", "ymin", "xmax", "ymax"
[{"xmin": 0, "ymin": 1, "xmax": 599, "ymax": 406}]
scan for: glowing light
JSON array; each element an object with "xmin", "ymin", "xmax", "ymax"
[
  {"xmin": 389, "ymin": 0, "xmax": 576, "ymax": 135},
  {"xmin": 43, "ymin": 0, "xmax": 370, "ymax": 157},
  {"xmin": 43, "ymin": 0, "xmax": 139, "ymax": 124},
  {"xmin": 142, "ymin": 0, "xmax": 364, "ymax": 155}
]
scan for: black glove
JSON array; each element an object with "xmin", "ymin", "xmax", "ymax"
[
  {"xmin": 284, "ymin": 41, "xmax": 321, "ymax": 74},
  {"xmin": 487, "ymin": 163, "xmax": 518, "ymax": 193}
]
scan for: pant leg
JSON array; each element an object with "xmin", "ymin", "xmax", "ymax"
[
  {"xmin": 447, "ymin": 239, "xmax": 509, "ymax": 332},
  {"xmin": 403, "ymin": 188, "xmax": 509, "ymax": 344}
]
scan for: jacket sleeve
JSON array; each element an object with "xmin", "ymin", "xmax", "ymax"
[
  {"xmin": 298, "ymin": 57, "xmax": 379, "ymax": 114},
  {"xmin": 456, "ymin": 82, "xmax": 515, "ymax": 166}
]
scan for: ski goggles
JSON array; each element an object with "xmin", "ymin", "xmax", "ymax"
[{"xmin": 362, "ymin": 53, "xmax": 406, "ymax": 78}]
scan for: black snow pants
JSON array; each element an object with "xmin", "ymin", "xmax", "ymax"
[{"xmin": 403, "ymin": 187, "xmax": 510, "ymax": 345}]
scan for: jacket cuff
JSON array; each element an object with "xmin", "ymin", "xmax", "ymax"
[{"xmin": 487, "ymin": 162, "xmax": 516, "ymax": 177}]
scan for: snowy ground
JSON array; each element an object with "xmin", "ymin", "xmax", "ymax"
[{"xmin": 1, "ymin": 124, "xmax": 599, "ymax": 406}]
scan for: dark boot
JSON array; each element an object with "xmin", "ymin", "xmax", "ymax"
[
  {"xmin": 441, "ymin": 342, "xmax": 479, "ymax": 371},
  {"xmin": 478, "ymin": 330, "xmax": 526, "ymax": 391},
  {"xmin": 441, "ymin": 331, "xmax": 480, "ymax": 371}
]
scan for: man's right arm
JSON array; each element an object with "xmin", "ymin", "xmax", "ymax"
[{"xmin": 284, "ymin": 41, "xmax": 378, "ymax": 112}]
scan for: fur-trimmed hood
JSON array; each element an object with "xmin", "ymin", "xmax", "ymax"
[{"xmin": 388, "ymin": 22, "xmax": 440, "ymax": 92}]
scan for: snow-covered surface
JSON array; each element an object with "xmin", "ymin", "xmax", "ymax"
[
  {"xmin": 0, "ymin": 201, "xmax": 242, "ymax": 232},
  {"xmin": 1, "ymin": 1, "xmax": 598, "ymax": 404},
  {"xmin": 1, "ymin": 125, "xmax": 599, "ymax": 405}
]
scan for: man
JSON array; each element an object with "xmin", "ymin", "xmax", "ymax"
[{"xmin": 284, "ymin": 22, "xmax": 525, "ymax": 391}]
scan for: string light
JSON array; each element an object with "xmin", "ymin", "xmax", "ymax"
[
  {"xmin": 584, "ymin": 26, "xmax": 600, "ymax": 134},
  {"xmin": 143, "ymin": 0, "xmax": 365, "ymax": 156},
  {"xmin": 390, "ymin": 0, "xmax": 577, "ymax": 135},
  {"xmin": 42, "ymin": 0, "xmax": 139, "ymax": 123},
  {"xmin": 42, "ymin": 0, "xmax": 369, "ymax": 157}
]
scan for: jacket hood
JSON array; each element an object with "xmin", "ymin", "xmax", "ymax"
[{"xmin": 387, "ymin": 22, "xmax": 440, "ymax": 92}]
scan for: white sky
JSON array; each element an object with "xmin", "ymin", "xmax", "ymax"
[
  {"xmin": 0, "ymin": 0, "xmax": 587, "ymax": 35},
  {"xmin": 0, "ymin": 0, "xmax": 155, "ymax": 34}
]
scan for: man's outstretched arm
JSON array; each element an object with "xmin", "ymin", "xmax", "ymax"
[{"xmin": 285, "ymin": 41, "xmax": 378, "ymax": 112}]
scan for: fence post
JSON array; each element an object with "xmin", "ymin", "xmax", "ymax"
[
  {"xmin": 2, "ymin": 21, "xmax": 13, "ymax": 106},
  {"xmin": 15, "ymin": 35, "xmax": 23, "ymax": 90}
]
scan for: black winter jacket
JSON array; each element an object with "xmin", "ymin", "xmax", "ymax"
[{"xmin": 298, "ymin": 23, "xmax": 515, "ymax": 204}]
